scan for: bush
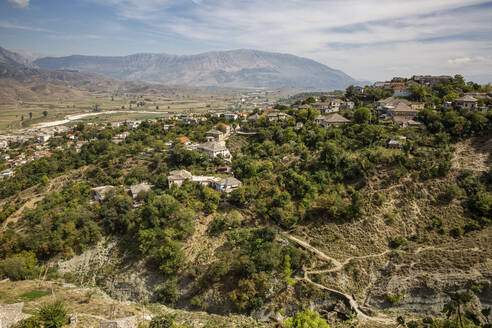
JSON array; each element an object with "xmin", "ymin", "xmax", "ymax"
[
  {"xmin": 449, "ymin": 227, "xmax": 463, "ymax": 238},
  {"xmin": 149, "ymin": 314, "xmax": 175, "ymax": 328},
  {"xmin": 190, "ymin": 296, "xmax": 202, "ymax": 308},
  {"xmin": 389, "ymin": 236, "xmax": 405, "ymax": 249},
  {"xmin": 0, "ymin": 251, "xmax": 40, "ymax": 281},
  {"xmin": 206, "ymin": 261, "xmax": 229, "ymax": 282},
  {"xmin": 157, "ymin": 278, "xmax": 179, "ymax": 305},
  {"xmin": 12, "ymin": 317, "xmax": 41, "ymax": 328},
  {"xmin": 406, "ymin": 321, "xmax": 418, "ymax": 328},
  {"xmin": 386, "ymin": 293, "xmax": 403, "ymax": 305},
  {"xmin": 283, "ymin": 309, "xmax": 330, "ymax": 328},
  {"xmin": 38, "ymin": 301, "xmax": 68, "ymax": 328}
]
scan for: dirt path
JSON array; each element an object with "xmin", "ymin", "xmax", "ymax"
[{"xmin": 283, "ymin": 233, "xmax": 394, "ymax": 324}]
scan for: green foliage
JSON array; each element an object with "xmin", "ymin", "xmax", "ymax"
[
  {"xmin": 389, "ymin": 236, "xmax": 406, "ymax": 249},
  {"xmin": 386, "ymin": 292, "xmax": 403, "ymax": 305},
  {"xmin": 283, "ymin": 309, "xmax": 330, "ymax": 328},
  {"xmin": 12, "ymin": 317, "xmax": 41, "ymax": 328},
  {"xmin": 0, "ymin": 251, "xmax": 40, "ymax": 281},
  {"xmin": 353, "ymin": 107, "xmax": 371, "ymax": 124},
  {"xmin": 229, "ymin": 272, "xmax": 269, "ymax": 312},
  {"xmin": 19, "ymin": 289, "xmax": 50, "ymax": 301},
  {"xmin": 206, "ymin": 261, "xmax": 229, "ymax": 282},
  {"xmin": 38, "ymin": 301, "xmax": 68, "ymax": 328},
  {"xmin": 281, "ymin": 254, "xmax": 295, "ymax": 286},
  {"xmin": 157, "ymin": 278, "xmax": 179, "ymax": 305},
  {"xmin": 149, "ymin": 314, "xmax": 175, "ymax": 328}
]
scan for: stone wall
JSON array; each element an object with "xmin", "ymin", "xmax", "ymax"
[
  {"xmin": 0, "ymin": 303, "xmax": 32, "ymax": 328},
  {"xmin": 99, "ymin": 316, "xmax": 138, "ymax": 328}
]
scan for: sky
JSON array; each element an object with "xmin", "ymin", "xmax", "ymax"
[{"xmin": 0, "ymin": 0, "xmax": 491, "ymax": 82}]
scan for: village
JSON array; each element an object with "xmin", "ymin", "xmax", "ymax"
[{"xmin": 1, "ymin": 74, "xmax": 491, "ymax": 189}]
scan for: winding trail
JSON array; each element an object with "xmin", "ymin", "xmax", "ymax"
[
  {"xmin": 282, "ymin": 233, "xmax": 394, "ymax": 324},
  {"xmin": 283, "ymin": 232, "xmax": 483, "ymax": 324}
]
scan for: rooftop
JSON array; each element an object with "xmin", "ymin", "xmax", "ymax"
[{"xmin": 168, "ymin": 170, "xmax": 192, "ymax": 180}]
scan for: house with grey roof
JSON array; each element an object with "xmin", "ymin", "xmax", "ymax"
[
  {"xmin": 266, "ymin": 112, "xmax": 291, "ymax": 122},
  {"xmin": 247, "ymin": 113, "xmax": 262, "ymax": 123},
  {"xmin": 196, "ymin": 141, "xmax": 231, "ymax": 159},
  {"xmin": 214, "ymin": 176, "xmax": 242, "ymax": 193},
  {"xmin": 315, "ymin": 113, "xmax": 350, "ymax": 128},
  {"xmin": 453, "ymin": 95, "xmax": 478, "ymax": 110},
  {"xmin": 130, "ymin": 183, "xmax": 153, "ymax": 200},
  {"xmin": 168, "ymin": 170, "xmax": 192, "ymax": 188}
]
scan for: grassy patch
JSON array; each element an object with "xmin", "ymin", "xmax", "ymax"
[{"xmin": 19, "ymin": 289, "xmax": 50, "ymax": 301}]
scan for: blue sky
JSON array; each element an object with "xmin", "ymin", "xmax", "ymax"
[{"xmin": 1, "ymin": 0, "xmax": 492, "ymax": 81}]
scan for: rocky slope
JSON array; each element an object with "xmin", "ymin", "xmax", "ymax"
[{"xmin": 34, "ymin": 49, "xmax": 359, "ymax": 89}]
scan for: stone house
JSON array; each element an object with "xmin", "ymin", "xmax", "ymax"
[
  {"xmin": 214, "ymin": 176, "xmax": 242, "ymax": 193},
  {"xmin": 196, "ymin": 141, "xmax": 231, "ymax": 159},
  {"xmin": 453, "ymin": 95, "xmax": 478, "ymax": 110},
  {"xmin": 130, "ymin": 183, "xmax": 153, "ymax": 200},
  {"xmin": 168, "ymin": 170, "xmax": 192, "ymax": 188},
  {"xmin": 91, "ymin": 186, "xmax": 115, "ymax": 203},
  {"xmin": 315, "ymin": 113, "xmax": 350, "ymax": 128}
]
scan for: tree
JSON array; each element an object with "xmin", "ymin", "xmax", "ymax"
[
  {"xmin": 38, "ymin": 301, "xmax": 68, "ymax": 328},
  {"xmin": 42, "ymin": 111, "xmax": 48, "ymax": 117},
  {"xmin": 283, "ymin": 309, "xmax": 330, "ymax": 328},
  {"xmin": 157, "ymin": 278, "xmax": 179, "ymax": 305},
  {"xmin": 443, "ymin": 292, "xmax": 473, "ymax": 328},
  {"xmin": 281, "ymin": 254, "xmax": 294, "ymax": 286},
  {"xmin": 354, "ymin": 107, "xmax": 371, "ymax": 124},
  {"xmin": 29, "ymin": 112, "xmax": 33, "ymax": 120}
]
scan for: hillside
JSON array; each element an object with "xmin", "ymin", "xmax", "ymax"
[
  {"xmin": 34, "ymin": 49, "xmax": 359, "ymax": 89},
  {"xmin": 0, "ymin": 76, "xmax": 491, "ymax": 328},
  {"xmin": 0, "ymin": 47, "xmax": 36, "ymax": 68}
]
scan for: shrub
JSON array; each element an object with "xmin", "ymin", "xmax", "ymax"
[
  {"xmin": 449, "ymin": 227, "xmax": 463, "ymax": 238},
  {"xmin": 157, "ymin": 278, "xmax": 179, "ymax": 305},
  {"xmin": 149, "ymin": 314, "xmax": 175, "ymax": 328},
  {"xmin": 406, "ymin": 321, "xmax": 418, "ymax": 328},
  {"xmin": 389, "ymin": 236, "xmax": 405, "ymax": 249},
  {"xmin": 0, "ymin": 251, "xmax": 40, "ymax": 281},
  {"xmin": 190, "ymin": 296, "xmax": 202, "ymax": 308},
  {"xmin": 38, "ymin": 301, "xmax": 68, "ymax": 328},
  {"xmin": 283, "ymin": 309, "xmax": 330, "ymax": 328},
  {"xmin": 386, "ymin": 293, "xmax": 403, "ymax": 305},
  {"xmin": 206, "ymin": 261, "xmax": 229, "ymax": 282},
  {"xmin": 422, "ymin": 316, "xmax": 434, "ymax": 324},
  {"xmin": 12, "ymin": 317, "xmax": 41, "ymax": 328}
]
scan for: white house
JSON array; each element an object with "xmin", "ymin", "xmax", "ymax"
[
  {"xmin": 91, "ymin": 186, "xmax": 115, "ymax": 203},
  {"xmin": 168, "ymin": 170, "xmax": 192, "ymax": 188},
  {"xmin": 214, "ymin": 176, "xmax": 242, "ymax": 193},
  {"xmin": 37, "ymin": 135, "xmax": 51, "ymax": 143},
  {"xmin": 393, "ymin": 87, "xmax": 411, "ymax": 97},
  {"xmin": 453, "ymin": 95, "xmax": 478, "ymax": 110},
  {"xmin": 197, "ymin": 141, "xmax": 231, "ymax": 159}
]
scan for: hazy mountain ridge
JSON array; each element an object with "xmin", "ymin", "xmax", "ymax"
[
  {"xmin": 33, "ymin": 49, "xmax": 359, "ymax": 89},
  {"xmin": 0, "ymin": 47, "xmax": 37, "ymax": 68}
]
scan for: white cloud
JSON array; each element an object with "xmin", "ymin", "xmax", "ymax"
[
  {"xmin": 89, "ymin": 0, "xmax": 492, "ymax": 80},
  {"xmin": 0, "ymin": 20, "xmax": 50, "ymax": 32},
  {"xmin": 448, "ymin": 57, "xmax": 472, "ymax": 64},
  {"xmin": 8, "ymin": 0, "xmax": 29, "ymax": 8}
]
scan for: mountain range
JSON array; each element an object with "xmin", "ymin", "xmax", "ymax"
[{"xmin": 1, "ymin": 46, "xmax": 360, "ymax": 90}]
